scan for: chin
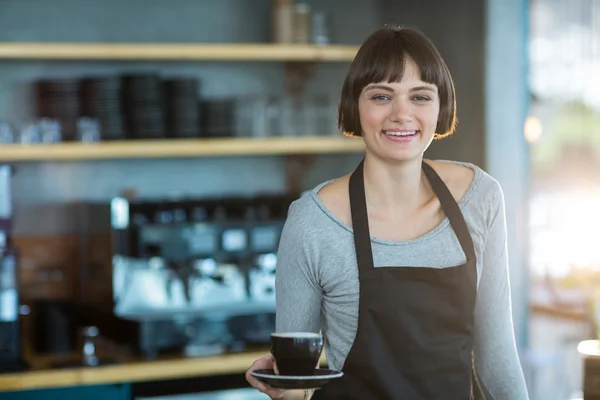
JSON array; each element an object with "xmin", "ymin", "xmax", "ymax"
[
  {"xmin": 386, "ymin": 153, "xmax": 424, "ymax": 163},
  {"xmin": 369, "ymin": 141, "xmax": 428, "ymax": 163},
  {"xmin": 367, "ymin": 149, "xmax": 424, "ymax": 165}
]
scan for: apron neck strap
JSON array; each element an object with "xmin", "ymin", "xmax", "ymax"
[
  {"xmin": 421, "ymin": 161, "xmax": 476, "ymax": 261},
  {"xmin": 349, "ymin": 159, "xmax": 375, "ymax": 270}
]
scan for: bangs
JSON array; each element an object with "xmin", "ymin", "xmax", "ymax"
[{"xmin": 350, "ymin": 29, "xmax": 448, "ymax": 95}]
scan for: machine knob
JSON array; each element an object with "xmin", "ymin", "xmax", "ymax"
[{"xmin": 80, "ymin": 326, "xmax": 100, "ymax": 367}]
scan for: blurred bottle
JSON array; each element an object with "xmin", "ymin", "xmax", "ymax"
[
  {"xmin": 311, "ymin": 11, "xmax": 331, "ymax": 45},
  {"xmin": 76, "ymin": 117, "xmax": 101, "ymax": 143},
  {"xmin": 38, "ymin": 118, "xmax": 62, "ymax": 144},
  {"xmin": 0, "ymin": 123, "xmax": 14, "ymax": 144},
  {"xmin": 18, "ymin": 123, "xmax": 41, "ymax": 144},
  {"xmin": 293, "ymin": 3, "xmax": 311, "ymax": 44},
  {"xmin": 272, "ymin": 0, "xmax": 295, "ymax": 44}
]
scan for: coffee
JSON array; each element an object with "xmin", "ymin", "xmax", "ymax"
[{"xmin": 270, "ymin": 332, "xmax": 323, "ymax": 376}]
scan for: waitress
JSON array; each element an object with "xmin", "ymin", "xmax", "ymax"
[{"xmin": 246, "ymin": 25, "xmax": 529, "ymax": 400}]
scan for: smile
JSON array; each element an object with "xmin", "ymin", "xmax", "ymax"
[
  {"xmin": 381, "ymin": 130, "xmax": 420, "ymax": 142},
  {"xmin": 382, "ymin": 130, "xmax": 418, "ymax": 137}
]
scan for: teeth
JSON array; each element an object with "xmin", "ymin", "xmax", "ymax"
[{"xmin": 384, "ymin": 131, "xmax": 417, "ymax": 136}]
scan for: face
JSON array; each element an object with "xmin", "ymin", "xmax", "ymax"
[{"xmin": 358, "ymin": 57, "xmax": 440, "ymax": 162}]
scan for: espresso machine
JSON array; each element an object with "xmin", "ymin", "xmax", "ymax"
[
  {"xmin": 0, "ymin": 166, "xmax": 26, "ymax": 372},
  {"xmin": 76, "ymin": 194, "xmax": 293, "ymax": 358}
]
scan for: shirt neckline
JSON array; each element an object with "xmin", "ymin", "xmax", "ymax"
[{"xmin": 308, "ymin": 160, "xmax": 483, "ymax": 246}]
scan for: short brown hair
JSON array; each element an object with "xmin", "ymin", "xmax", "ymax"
[{"xmin": 338, "ymin": 25, "xmax": 457, "ymax": 139}]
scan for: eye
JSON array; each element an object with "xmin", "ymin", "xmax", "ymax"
[
  {"xmin": 412, "ymin": 95, "xmax": 431, "ymax": 102},
  {"xmin": 371, "ymin": 94, "xmax": 391, "ymax": 101}
]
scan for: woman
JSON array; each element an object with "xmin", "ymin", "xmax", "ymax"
[{"xmin": 246, "ymin": 25, "xmax": 529, "ymax": 400}]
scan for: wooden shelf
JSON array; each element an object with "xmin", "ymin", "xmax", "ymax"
[
  {"xmin": 0, "ymin": 349, "xmax": 268, "ymax": 391},
  {"xmin": 0, "ymin": 349, "xmax": 328, "ymax": 391},
  {"xmin": 0, "ymin": 136, "xmax": 364, "ymax": 162},
  {"xmin": 0, "ymin": 43, "xmax": 359, "ymax": 62}
]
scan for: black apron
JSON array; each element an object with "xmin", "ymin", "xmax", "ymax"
[{"xmin": 325, "ymin": 159, "xmax": 479, "ymax": 400}]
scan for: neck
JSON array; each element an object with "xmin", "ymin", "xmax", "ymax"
[{"xmin": 362, "ymin": 154, "xmax": 429, "ymax": 216}]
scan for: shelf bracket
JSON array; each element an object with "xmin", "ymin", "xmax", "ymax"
[
  {"xmin": 284, "ymin": 62, "xmax": 317, "ymax": 95},
  {"xmin": 285, "ymin": 154, "xmax": 317, "ymax": 196}
]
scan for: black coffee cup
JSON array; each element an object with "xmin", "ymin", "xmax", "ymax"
[
  {"xmin": 270, "ymin": 332, "xmax": 323, "ymax": 376},
  {"xmin": 579, "ymin": 340, "xmax": 600, "ymax": 398}
]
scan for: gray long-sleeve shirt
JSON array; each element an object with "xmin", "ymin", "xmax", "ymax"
[{"xmin": 274, "ymin": 160, "xmax": 529, "ymax": 399}]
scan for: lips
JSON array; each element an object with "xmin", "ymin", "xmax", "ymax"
[
  {"xmin": 381, "ymin": 130, "xmax": 420, "ymax": 142},
  {"xmin": 382, "ymin": 130, "xmax": 418, "ymax": 137}
]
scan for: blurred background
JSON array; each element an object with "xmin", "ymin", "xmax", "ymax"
[{"xmin": 0, "ymin": 0, "xmax": 596, "ymax": 399}]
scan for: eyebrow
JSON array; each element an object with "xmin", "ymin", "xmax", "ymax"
[
  {"xmin": 364, "ymin": 84, "xmax": 438, "ymax": 93},
  {"xmin": 410, "ymin": 85, "xmax": 437, "ymax": 93},
  {"xmin": 364, "ymin": 84, "xmax": 394, "ymax": 92}
]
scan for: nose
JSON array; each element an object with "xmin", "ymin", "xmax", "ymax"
[{"xmin": 389, "ymin": 98, "xmax": 413, "ymax": 123}]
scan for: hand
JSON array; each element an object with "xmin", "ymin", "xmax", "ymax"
[{"xmin": 246, "ymin": 354, "xmax": 287, "ymax": 399}]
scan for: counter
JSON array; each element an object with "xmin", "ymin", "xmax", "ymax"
[{"xmin": 1, "ymin": 349, "xmax": 328, "ymax": 399}]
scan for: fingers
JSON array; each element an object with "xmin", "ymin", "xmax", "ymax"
[
  {"xmin": 246, "ymin": 373, "xmax": 285, "ymax": 398},
  {"xmin": 258, "ymin": 383, "xmax": 286, "ymax": 399},
  {"xmin": 263, "ymin": 354, "xmax": 276, "ymax": 368},
  {"xmin": 246, "ymin": 357, "xmax": 286, "ymax": 399}
]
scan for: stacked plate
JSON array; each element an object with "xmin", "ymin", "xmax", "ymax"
[
  {"xmin": 79, "ymin": 77, "xmax": 126, "ymax": 140},
  {"xmin": 122, "ymin": 74, "xmax": 165, "ymax": 139},
  {"xmin": 164, "ymin": 78, "xmax": 200, "ymax": 138},
  {"xmin": 35, "ymin": 79, "xmax": 80, "ymax": 141},
  {"xmin": 200, "ymin": 99, "xmax": 235, "ymax": 138}
]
